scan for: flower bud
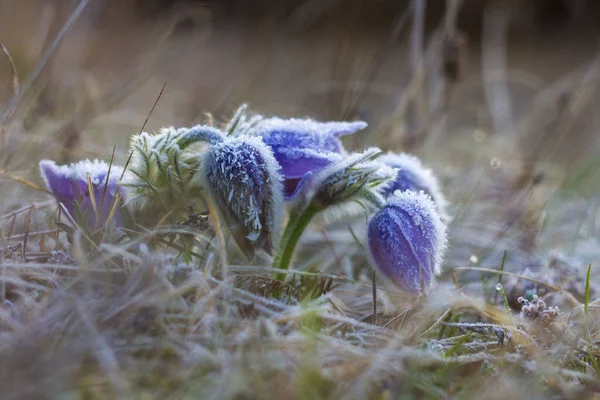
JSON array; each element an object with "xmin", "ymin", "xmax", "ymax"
[
  {"xmin": 367, "ymin": 190, "xmax": 447, "ymax": 295},
  {"xmin": 201, "ymin": 135, "xmax": 283, "ymax": 259},
  {"xmin": 302, "ymin": 148, "xmax": 396, "ymax": 210},
  {"xmin": 120, "ymin": 127, "xmax": 206, "ymax": 225}
]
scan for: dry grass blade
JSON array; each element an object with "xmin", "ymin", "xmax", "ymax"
[
  {"xmin": 0, "ymin": 0, "xmax": 90, "ymax": 125},
  {"xmin": 22, "ymin": 205, "xmax": 35, "ymax": 261},
  {"xmin": 99, "ymin": 145, "xmax": 117, "ymax": 231},
  {"xmin": 0, "ymin": 168, "xmax": 54, "ymax": 196},
  {"xmin": 86, "ymin": 172, "xmax": 99, "ymax": 223},
  {"xmin": 0, "ymin": 42, "xmax": 19, "ymax": 147}
]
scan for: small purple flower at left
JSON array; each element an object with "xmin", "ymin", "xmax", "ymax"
[
  {"xmin": 252, "ymin": 117, "xmax": 368, "ymax": 199},
  {"xmin": 39, "ymin": 159, "xmax": 125, "ymax": 230}
]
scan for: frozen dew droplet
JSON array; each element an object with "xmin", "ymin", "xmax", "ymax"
[
  {"xmin": 469, "ymin": 254, "xmax": 479, "ymax": 264},
  {"xmin": 495, "ymin": 283, "xmax": 503, "ymax": 291},
  {"xmin": 490, "ymin": 157, "xmax": 502, "ymax": 169}
]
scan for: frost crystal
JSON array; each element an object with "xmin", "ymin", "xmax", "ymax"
[
  {"xmin": 201, "ymin": 135, "xmax": 283, "ymax": 259},
  {"xmin": 367, "ymin": 190, "xmax": 447, "ymax": 295},
  {"xmin": 39, "ymin": 159, "xmax": 124, "ymax": 229},
  {"xmin": 378, "ymin": 152, "xmax": 449, "ymax": 220},
  {"xmin": 251, "ymin": 117, "xmax": 367, "ymax": 199}
]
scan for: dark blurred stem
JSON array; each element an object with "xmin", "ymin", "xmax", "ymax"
[{"xmin": 272, "ymin": 203, "xmax": 322, "ymax": 281}]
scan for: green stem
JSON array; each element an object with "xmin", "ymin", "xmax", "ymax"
[{"xmin": 272, "ymin": 203, "xmax": 322, "ymax": 281}]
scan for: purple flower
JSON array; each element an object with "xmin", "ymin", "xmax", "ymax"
[
  {"xmin": 377, "ymin": 152, "xmax": 449, "ymax": 220},
  {"xmin": 201, "ymin": 135, "xmax": 283, "ymax": 260},
  {"xmin": 39, "ymin": 159, "xmax": 124, "ymax": 230},
  {"xmin": 253, "ymin": 117, "xmax": 367, "ymax": 199},
  {"xmin": 367, "ymin": 190, "xmax": 447, "ymax": 295}
]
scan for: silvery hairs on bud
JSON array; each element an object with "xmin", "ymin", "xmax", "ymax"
[
  {"xmin": 120, "ymin": 127, "xmax": 207, "ymax": 224},
  {"xmin": 299, "ymin": 147, "xmax": 397, "ymax": 211},
  {"xmin": 199, "ymin": 134, "xmax": 284, "ymax": 260}
]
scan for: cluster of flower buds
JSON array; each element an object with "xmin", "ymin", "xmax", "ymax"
[{"xmin": 39, "ymin": 104, "xmax": 450, "ymax": 296}]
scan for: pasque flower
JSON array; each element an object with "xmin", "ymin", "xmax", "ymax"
[
  {"xmin": 367, "ymin": 190, "xmax": 447, "ymax": 295},
  {"xmin": 39, "ymin": 159, "xmax": 124, "ymax": 230},
  {"xmin": 252, "ymin": 117, "xmax": 367, "ymax": 199},
  {"xmin": 378, "ymin": 152, "xmax": 449, "ymax": 219},
  {"xmin": 200, "ymin": 134, "xmax": 283, "ymax": 260}
]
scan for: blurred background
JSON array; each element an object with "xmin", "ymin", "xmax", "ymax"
[{"xmin": 1, "ymin": 0, "xmax": 600, "ymax": 274}]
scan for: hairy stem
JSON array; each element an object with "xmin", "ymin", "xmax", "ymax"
[{"xmin": 177, "ymin": 125, "xmax": 225, "ymax": 149}]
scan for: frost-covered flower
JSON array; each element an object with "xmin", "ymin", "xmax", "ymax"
[
  {"xmin": 303, "ymin": 148, "xmax": 396, "ymax": 210},
  {"xmin": 39, "ymin": 159, "xmax": 124, "ymax": 229},
  {"xmin": 200, "ymin": 135, "xmax": 283, "ymax": 259},
  {"xmin": 252, "ymin": 117, "xmax": 367, "ymax": 199},
  {"xmin": 378, "ymin": 152, "xmax": 449, "ymax": 220},
  {"xmin": 367, "ymin": 190, "xmax": 447, "ymax": 295}
]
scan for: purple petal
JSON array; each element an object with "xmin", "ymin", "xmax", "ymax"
[
  {"xmin": 272, "ymin": 147, "xmax": 342, "ymax": 179},
  {"xmin": 256, "ymin": 118, "xmax": 367, "ymax": 154},
  {"xmin": 39, "ymin": 160, "xmax": 76, "ymax": 212},
  {"xmin": 283, "ymin": 171, "xmax": 316, "ymax": 200},
  {"xmin": 319, "ymin": 120, "xmax": 368, "ymax": 138}
]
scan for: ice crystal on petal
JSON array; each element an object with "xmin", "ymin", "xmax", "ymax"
[{"xmin": 367, "ymin": 190, "xmax": 447, "ymax": 295}]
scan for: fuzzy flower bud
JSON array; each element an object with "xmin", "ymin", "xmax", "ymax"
[
  {"xmin": 200, "ymin": 135, "xmax": 283, "ymax": 259},
  {"xmin": 39, "ymin": 159, "xmax": 124, "ymax": 230},
  {"xmin": 120, "ymin": 127, "xmax": 210, "ymax": 225},
  {"xmin": 377, "ymin": 152, "xmax": 449, "ymax": 220},
  {"xmin": 367, "ymin": 190, "xmax": 447, "ymax": 295},
  {"xmin": 302, "ymin": 148, "xmax": 396, "ymax": 210},
  {"xmin": 252, "ymin": 117, "xmax": 367, "ymax": 199}
]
